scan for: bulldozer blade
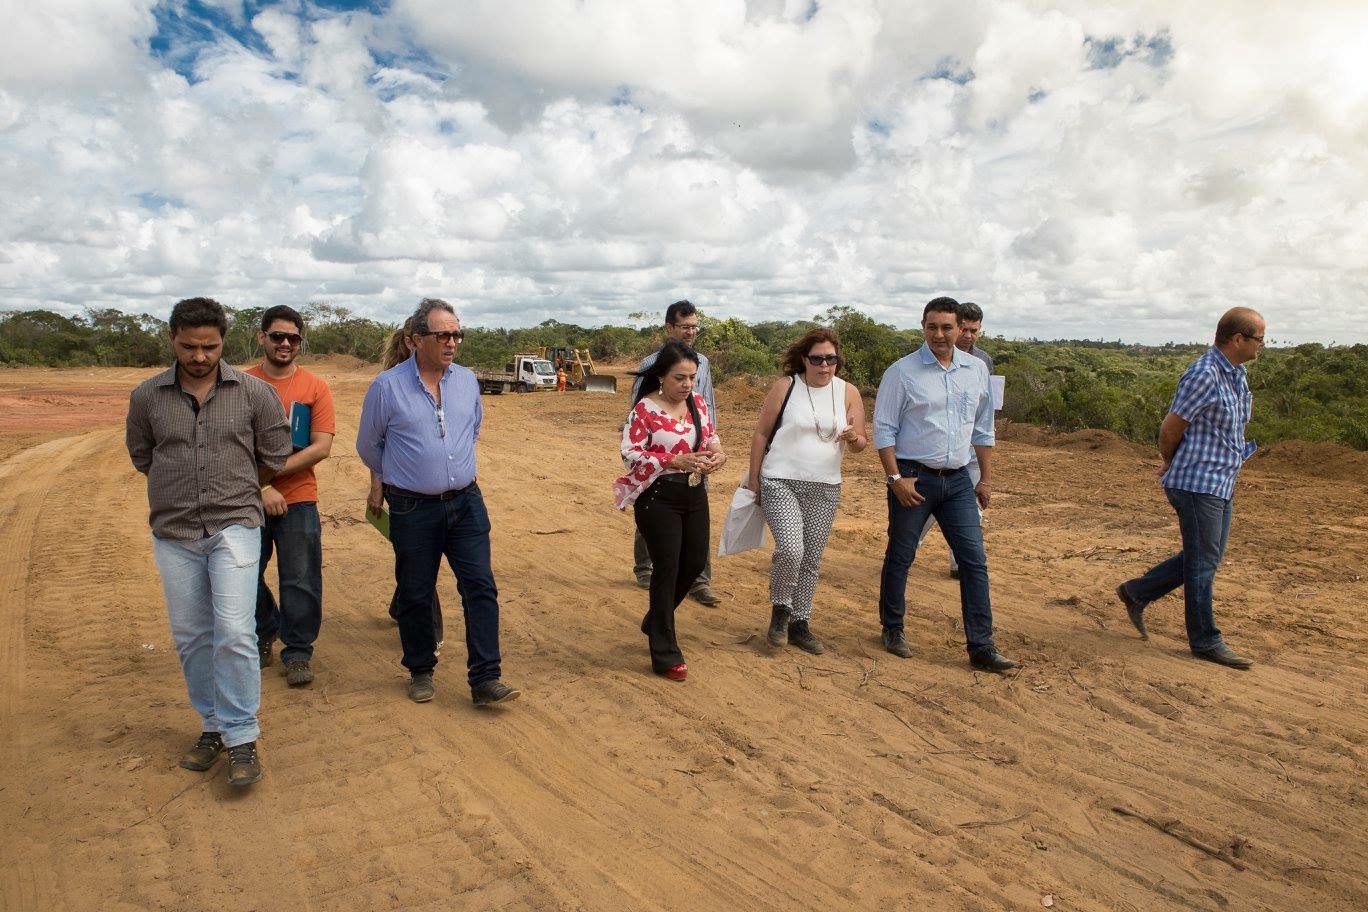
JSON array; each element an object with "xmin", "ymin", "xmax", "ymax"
[{"xmin": 585, "ymin": 374, "xmax": 618, "ymax": 394}]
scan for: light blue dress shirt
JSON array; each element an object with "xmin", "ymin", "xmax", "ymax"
[
  {"xmin": 872, "ymin": 344, "xmax": 995, "ymax": 468},
  {"xmin": 356, "ymin": 356, "xmax": 483, "ymax": 494}
]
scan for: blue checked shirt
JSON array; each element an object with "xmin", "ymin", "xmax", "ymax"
[{"xmin": 1160, "ymin": 347, "xmax": 1256, "ymax": 500}]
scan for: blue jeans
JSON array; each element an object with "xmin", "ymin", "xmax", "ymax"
[
  {"xmin": 1122, "ymin": 488, "xmax": 1232, "ymax": 652},
  {"xmin": 256, "ymin": 501, "xmax": 323, "ymax": 663},
  {"xmin": 387, "ymin": 485, "xmax": 502, "ymax": 688},
  {"xmin": 879, "ymin": 460, "xmax": 996, "ymax": 656},
  {"xmin": 152, "ymin": 525, "xmax": 262, "ymax": 748}
]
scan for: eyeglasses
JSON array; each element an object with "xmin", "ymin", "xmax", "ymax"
[
  {"xmin": 266, "ymin": 331, "xmax": 303, "ymax": 345},
  {"xmin": 806, "ymin": 354, "xmax": 839, "ymax": 366},
  {"xmin": 670, "ymin": 322, "xmax": 701, "ymax": 334},
  {"xmin": 418, "ymin": 330, "xmax": 465, "ymax": 343},
  {"xmin": 1239, "ymin": 332, "xmax": 1265, "ymax": 343},
  {"xmin": 435, "ymin": 406, "xmax": 446, "ymax": 438}
]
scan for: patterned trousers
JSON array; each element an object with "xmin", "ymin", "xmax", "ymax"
[{"xmin": 759, "ymin": 477, "xmax": 841, "ymax": 622}]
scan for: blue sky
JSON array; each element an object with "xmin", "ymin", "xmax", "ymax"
[{"xmin": 2, "ymin": 0, "xmax": 1365, "ymax": 344}]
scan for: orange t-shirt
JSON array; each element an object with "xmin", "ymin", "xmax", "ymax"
[{"xmin": 246, "ymin": 365, "xmax": 336, "ymax": 505}]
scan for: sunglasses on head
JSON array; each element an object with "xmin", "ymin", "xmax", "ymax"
[
  {"xmin": 806, "ymin": 354, "xmax": 839, "ymax": 366},
  {"xmin": 266, "ymin": 331, "xmax": 303, "ymax": 345},
  {"xmin": 419, "ymin": 330, "xmax": 465, "ymax": 343}
]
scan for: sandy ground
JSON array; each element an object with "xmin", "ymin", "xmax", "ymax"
[{"xmin": 1, "ymin": 358, "xmax": 1364, "ymax": 912}]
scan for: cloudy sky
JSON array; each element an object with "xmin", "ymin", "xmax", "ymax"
[{"xmin": 2, "ymin": 1, "xmax": 1365, "ymax": 344}]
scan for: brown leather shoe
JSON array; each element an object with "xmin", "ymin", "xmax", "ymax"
[{"xmin": 882, "ymin": 628, "xmax": 913, "ymax": 659}]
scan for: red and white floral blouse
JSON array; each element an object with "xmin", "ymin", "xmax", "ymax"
[{"xmin": 614, "ymin": 394, "xmax": 719, "ymax": 509}]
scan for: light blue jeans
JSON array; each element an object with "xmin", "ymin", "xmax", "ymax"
[{"xmin": 152, "ymin": 524, "xmax": 262, "ymax": 748}]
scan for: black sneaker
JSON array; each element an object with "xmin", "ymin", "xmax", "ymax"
[
  {"xmin": 283, "ymin": 660, "xmax": 314, "ymax": 687},
  {"xmin": 1115, "ymin": 583, "xmax": 1149, "ymax": 639},
  {"xmin": 472, "ymin": 680, "xmax": 521, "ymax": 707},
  {"xmin": 258, "ymin": 634, "xmax": 275, "ymax": 668},
  {"xmin": 767, "ymin": 605, "xmax": 790, "ymax": 647},
  {"xmin": 882, "ymin": 628, "xmax": 913, "ymax": 659},
  {"xmin": 178, "ymin": 731, "xmax": 223, "ymax": 771},
  {"xmin": 227, "ymin": 742, "xmax": 262, "ymax": 786},
  {"xmin": 788, "ymin": 620, "xmax": 824, "ymax": 655},
  {"xmin": 408, "ymin": 672, "xmax": 435, "ymax": 703}
]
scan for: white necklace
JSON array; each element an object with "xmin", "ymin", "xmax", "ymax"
[{"xmin": 805, "ymin": 378, "xmax": 839, "ymax": 441}]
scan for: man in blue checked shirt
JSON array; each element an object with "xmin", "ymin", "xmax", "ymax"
[
  {"xmin": 357, "ymin": 298, "xmax": 521, "ymax": 706},
  {"xmin": 1115, "ymin": 308, "xmax": 1266, "ymax": 670},
  {"xmin": 873, "ymin": 297, "xmax": 1018, "ymax": 673}
]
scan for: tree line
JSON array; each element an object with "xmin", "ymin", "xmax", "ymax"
[{"xmin": 2, "ymin": 304, "xmax": 1364, "ymax": 450}]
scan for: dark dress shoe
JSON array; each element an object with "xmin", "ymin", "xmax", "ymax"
[
  {"xmin": 1192, "ymin": 644, "xmax": 1253, "ymax": 669},
  {"xmin": 689, "ymin": 586, "xmax": 721, "ymax": 607},
  {"xmin": 767, "ymin": 606, "xmax": 790, "ymax": 647},
  {"xmin": 472, "ymin": 680, "xmax": 522, "ymax": 706},
  {"xmin": 882, "ymin": 628, "xmax": 913, "ymax": 659},
  {"xmin": 970, "ymin": 650, "xmax": 1019, "ymax": 673},
  {"xmin": 1115, "ymin": 583, "xmax": 1149, "ymax": 639}
]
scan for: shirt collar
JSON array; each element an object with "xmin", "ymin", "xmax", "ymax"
[
  {"xmin": 157, "ymin": 361, "xmax": 239, "ymax": 388},
  {"xmin": 402, "ymin": 354, "xmax": 454, "ymax": 384},
  {"xmin": 1209, "ymin": 346, "xmax": 1242, "ymax": 376},
  {"xmin": 915, "ymin": 343, "xmax": 974, "ymax": 370}
]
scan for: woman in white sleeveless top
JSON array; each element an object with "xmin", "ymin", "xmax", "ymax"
[{"xmin": 745, "ymin": 328, "xmax": 868, "ymax": 654}]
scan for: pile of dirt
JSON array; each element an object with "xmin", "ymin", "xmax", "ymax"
[
  {"xmin": 1247, "ymin": 439, "xmax": 1368, "ymax": 482},
  {"xmin": 1055, "ymin": 428, "xmax": 1148, "ymax": 456}
]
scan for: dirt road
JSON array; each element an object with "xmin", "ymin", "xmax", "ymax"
[{"xmin": 1, "ymin": 360, "xmax": 1364, "ymax": 911}]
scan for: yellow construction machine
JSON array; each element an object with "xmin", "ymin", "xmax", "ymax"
[{"xmin": 539, "ymin": 346, "xmax": 618, "ymax": 393}]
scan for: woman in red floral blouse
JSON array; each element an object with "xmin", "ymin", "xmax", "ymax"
[{"xmin": 615, "ymin": 341, "xmax": 727, "ymax": 681}]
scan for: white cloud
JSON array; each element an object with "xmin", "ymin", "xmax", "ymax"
[{"xmin": 0, "ymin": 0, "xmax": 1365, "ymax": 343}]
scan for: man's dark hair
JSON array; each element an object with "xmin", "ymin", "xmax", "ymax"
[
  {"xmin": 411, "ymin": 297, "xmax": 457, "ymax": 335},
  {"xmin": 169, "ymin": 297, "xmax": 228, "ymax": 336},
  {"xmin": 260, "ymin": 304, "xmax": 304, "ymax": 333},
  {"xmin": 922, "ymin": 296, "xmax": 961, "ymax": 322},
  {"xmin": 957, "ymin": 301, "xmax": 984, "ymax": 323},
  {"xmin": 1215, "ymin": 307, "xmax": 1261, "ymax": 345},
  {"xmin": 665, "ymin": 300, "xmax": 697, "ymax": 325}
]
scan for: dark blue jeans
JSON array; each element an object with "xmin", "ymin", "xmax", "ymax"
[
  {"xmin": 1122, "ymin": 488, "xmax": 1232, "ymax": 652},
  {"xmin": 256, "ymin": 501, "xmax": 323, "ymax": 663},
  {"xmin": 387, "ymin": 485, "xmax": 501, "ymax": 688},
  {"xmin": 878, "ymin": 460, "xmax": 996, "ymax": 656}
]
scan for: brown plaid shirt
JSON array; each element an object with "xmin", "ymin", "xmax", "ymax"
[{"xmin": 126, "ymin": 362, "xmax": 291, "ymax": 542}]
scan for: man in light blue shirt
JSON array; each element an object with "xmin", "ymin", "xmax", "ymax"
[
  {"xmin": 873, "ymin": 297, "xmax": 1017, "ymax": 673},
  {"xmin": 629, "ymin": 300, "xmax": 721, "ymax": 606},
  {"xmin": 1115, "ymin": 307, "xmax": 1264, "ymax": 670},
  {"xmin": 357, "ymin": 298, "xmax": 520, "ymax": 707}
]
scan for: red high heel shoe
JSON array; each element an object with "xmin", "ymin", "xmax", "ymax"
[{"xmin": 662, "ymin": 663, "xmax": 687, "ymax": 682}]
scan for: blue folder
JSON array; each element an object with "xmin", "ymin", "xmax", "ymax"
[{"xmin": 289, "ymin": 402, "xmax": 311, "ymax": 451}]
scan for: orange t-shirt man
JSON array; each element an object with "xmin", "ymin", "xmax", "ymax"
[{"xmin": 245, "ymin": 365, "xmax": 336, "ymax": 505}]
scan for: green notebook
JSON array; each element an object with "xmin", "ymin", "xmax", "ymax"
[{"xmin": 366, "ymin": 507, "xmax": 390, "ymax": 540}]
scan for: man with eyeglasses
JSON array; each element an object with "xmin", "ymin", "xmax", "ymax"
[
  {"xmin": 356, "ymin": 298, "xmax": 520, "ymax": 706},
  {"xmin": 917, "ymin": 301, "xmax": 993, "ymax": 580},
  {"xmin": 873, "ymin": 297, "xmax": 1017, "ymax": 673},
  {"xmin": 629, "ymin": 300, "xmax": 721, "ymax": 605},
  {"xmin": 1114, "ymin": 307, "xmax": 1266, "ymax": 670},
  {"xmin": 246, "ymin": 305, "xmax": 335, "ymax": 686}
]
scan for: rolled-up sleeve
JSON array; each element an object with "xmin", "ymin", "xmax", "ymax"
[
  {"xmin": 356, "ymin": 378, "xmax": 387, "ymax": 475},
  {"xmin": 971, "ymin": 367, "xmax": 995, "ymax": 447},
  {"xmin": 872, "ymin": 364, "xmax": 905, "ymax": 451},
  {"xmin": 253, "ymin": 385, "xmax": 291, "ymax": 472}
]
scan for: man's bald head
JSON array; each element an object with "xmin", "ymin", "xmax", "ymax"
[{"xmin": 1214, "ymin": 307, "xmax": 1263, "ymax": 345}]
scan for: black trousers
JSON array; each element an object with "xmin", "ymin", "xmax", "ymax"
[{"xmin": 633, "ymin": 478, "xmax": 709, "ymax": 671}]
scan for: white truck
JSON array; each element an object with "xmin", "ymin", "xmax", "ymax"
[{"xmin": 473, "ymin": 353, "xmax": 558, "ymax": 394}]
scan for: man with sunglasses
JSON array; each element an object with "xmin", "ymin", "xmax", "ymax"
[
  {"xmin": 1115, "ymin": 308, "xmax": 1265, "ymax": 670},
  {"xmin": 629, "ymin": 300, "xmax": 721, "ymax": 605},
  {"xmin": 247, "ymin": 305, "xmax": 335, "ymax": 686},
  {"xmin": 356, "ymin": 298, "xmax": 520, "ymax": 707},
  {"xmin": 873, "ymin": 297, "xmax": 1017, "ymax": 673}
]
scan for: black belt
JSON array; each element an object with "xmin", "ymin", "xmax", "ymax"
[
  {"xmin": 383, "ymin": 482, "xmax": 474, "ymax": 501},
  {"xmin": 903, "ymin": 460, "xmax": 965, "ymax": 477},
  {"xmin": 655, "ymin": 472, "xmax": 697, "ymax": 485}
]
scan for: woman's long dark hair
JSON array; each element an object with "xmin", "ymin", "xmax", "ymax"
[{"xmin": 631, "ymin": 340, "xmax": 704, "ymax": 450}]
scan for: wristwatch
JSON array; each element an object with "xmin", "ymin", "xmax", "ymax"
[{"xmin": 886, "ymin": 474, "xmax": 902, "ymax": 485}]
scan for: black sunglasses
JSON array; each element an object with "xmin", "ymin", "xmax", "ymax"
[
  {"xmin": 418, "ymin": 330, "xmax": 465, "ymax": 343},
  {"xmin": 266, "ymin": 331, "xmax": 303, "ymax": 345},
  {"xmin": 806, "ymin": 354, "xmax": 839, "ymax": 366}
]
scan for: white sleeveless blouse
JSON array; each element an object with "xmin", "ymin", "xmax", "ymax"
[{"xmin": 760, "ymin": 376, "xmax": 847, "ymax": 484}]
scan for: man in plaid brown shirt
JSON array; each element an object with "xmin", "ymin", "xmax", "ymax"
[{"xmin": 126, "ymin": 297, "xmax": 291, "ymax": 787}]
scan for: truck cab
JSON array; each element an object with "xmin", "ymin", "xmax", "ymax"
[{"xmin": 506, "ymin": 355, "xmax": 557, "ymax": 390}]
